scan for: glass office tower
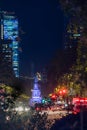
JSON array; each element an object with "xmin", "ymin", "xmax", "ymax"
[{"xmin": 0, "ymin": 10, "xmax": 19, "ymax": 77}]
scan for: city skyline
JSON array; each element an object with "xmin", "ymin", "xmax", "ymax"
[{"xmin": 0, "ymin": 0, "xmax": 65, "ymax": 76}]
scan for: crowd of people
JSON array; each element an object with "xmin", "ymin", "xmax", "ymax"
[
  {"xmin": 0, "ymin": 110, "xmax": 55, "ymax": 130},
  {"xmin": 0, "ymin": 108, "xmax": 87, "ymax": 130},
  {"xmin": 28, "ymin": 112, "xmax": 55, "ymax": 130}
]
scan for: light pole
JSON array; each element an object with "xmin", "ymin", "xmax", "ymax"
[{"xmin": 80, "ymin": 106, "xmax": 83, "ymax": 130}]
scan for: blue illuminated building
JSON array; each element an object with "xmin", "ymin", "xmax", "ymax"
[
  {"xmin": 29, "ymin": 73, "xmax": 42, "ymax": 106},
  {"xmin": 0, "ymin": 10, "xmax": 19, "ymax": 77}
]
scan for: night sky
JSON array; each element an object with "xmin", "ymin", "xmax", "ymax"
[{"xmin": 1, "ymin": 0, "xmax": 64, "ymax": 76}]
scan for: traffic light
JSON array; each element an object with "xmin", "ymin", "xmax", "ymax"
[
  {"xmin": 59, "ymin": 90, "xmax": 62, "ymax": 94},
  {"xmin": 59, "ymin": 89, "xmax": 67, "ymax": 95},
  {"xmin": 51, "ymin": 94, "xmax": 57, "ymax": 100},
  {"xmin": 62, "ymin": 89, "xmax": 66, "ymax": 94},
  {"xmin": 42, "ymin": 99, "xmax": 45, "ymax": 104}
]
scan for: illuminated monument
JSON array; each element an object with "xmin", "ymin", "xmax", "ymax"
[
  {"xmin": 0, "ymin": 10, "xmax": 19, "ymax": 77},
  {"xmin": 29, "ymin": 73, "xmax": 42, "ymax": 106}
]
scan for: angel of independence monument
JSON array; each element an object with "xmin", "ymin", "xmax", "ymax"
[{"xmin": 29, "ymin": 73, "xmax": 42, "ymax": 106}]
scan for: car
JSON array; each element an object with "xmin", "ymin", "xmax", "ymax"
[{"xmin": 50, "ymin": 105, "xmax": 61, "ymax": 111}]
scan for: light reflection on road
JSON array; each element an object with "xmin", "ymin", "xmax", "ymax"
[{"xmin": 39, "ymin": 110, "xmax": 72, "ymax": 120}]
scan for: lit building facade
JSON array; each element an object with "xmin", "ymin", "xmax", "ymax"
[
  {"xmin": 0, "ymin": 39, "xmax": 12, "ymax": 64},
  {"xmin": 64, "ymin": 22, "xmax": 83, "ymax": 49},
  {"xmin": 0, "ymin": 10, "xmax": 19, "ymax": 77}
]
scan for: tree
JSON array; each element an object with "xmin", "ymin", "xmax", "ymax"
[{"xmin": 59, "ymin": 0, "xmax": 87, "ymax": 96}]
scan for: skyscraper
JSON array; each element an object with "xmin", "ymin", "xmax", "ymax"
[{"xmin": 0, "ymin": 10, "xmax": 19, "ymax": 77}]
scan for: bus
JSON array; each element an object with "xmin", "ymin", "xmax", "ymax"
[{"xmin": 72, "ymin": 97, "xmax": 87, "ymax": 113}]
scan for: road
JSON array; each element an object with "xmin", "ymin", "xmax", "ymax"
[{"xmin": 39, "ymin": 109, "xmax": 72, "ymax": 119}]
